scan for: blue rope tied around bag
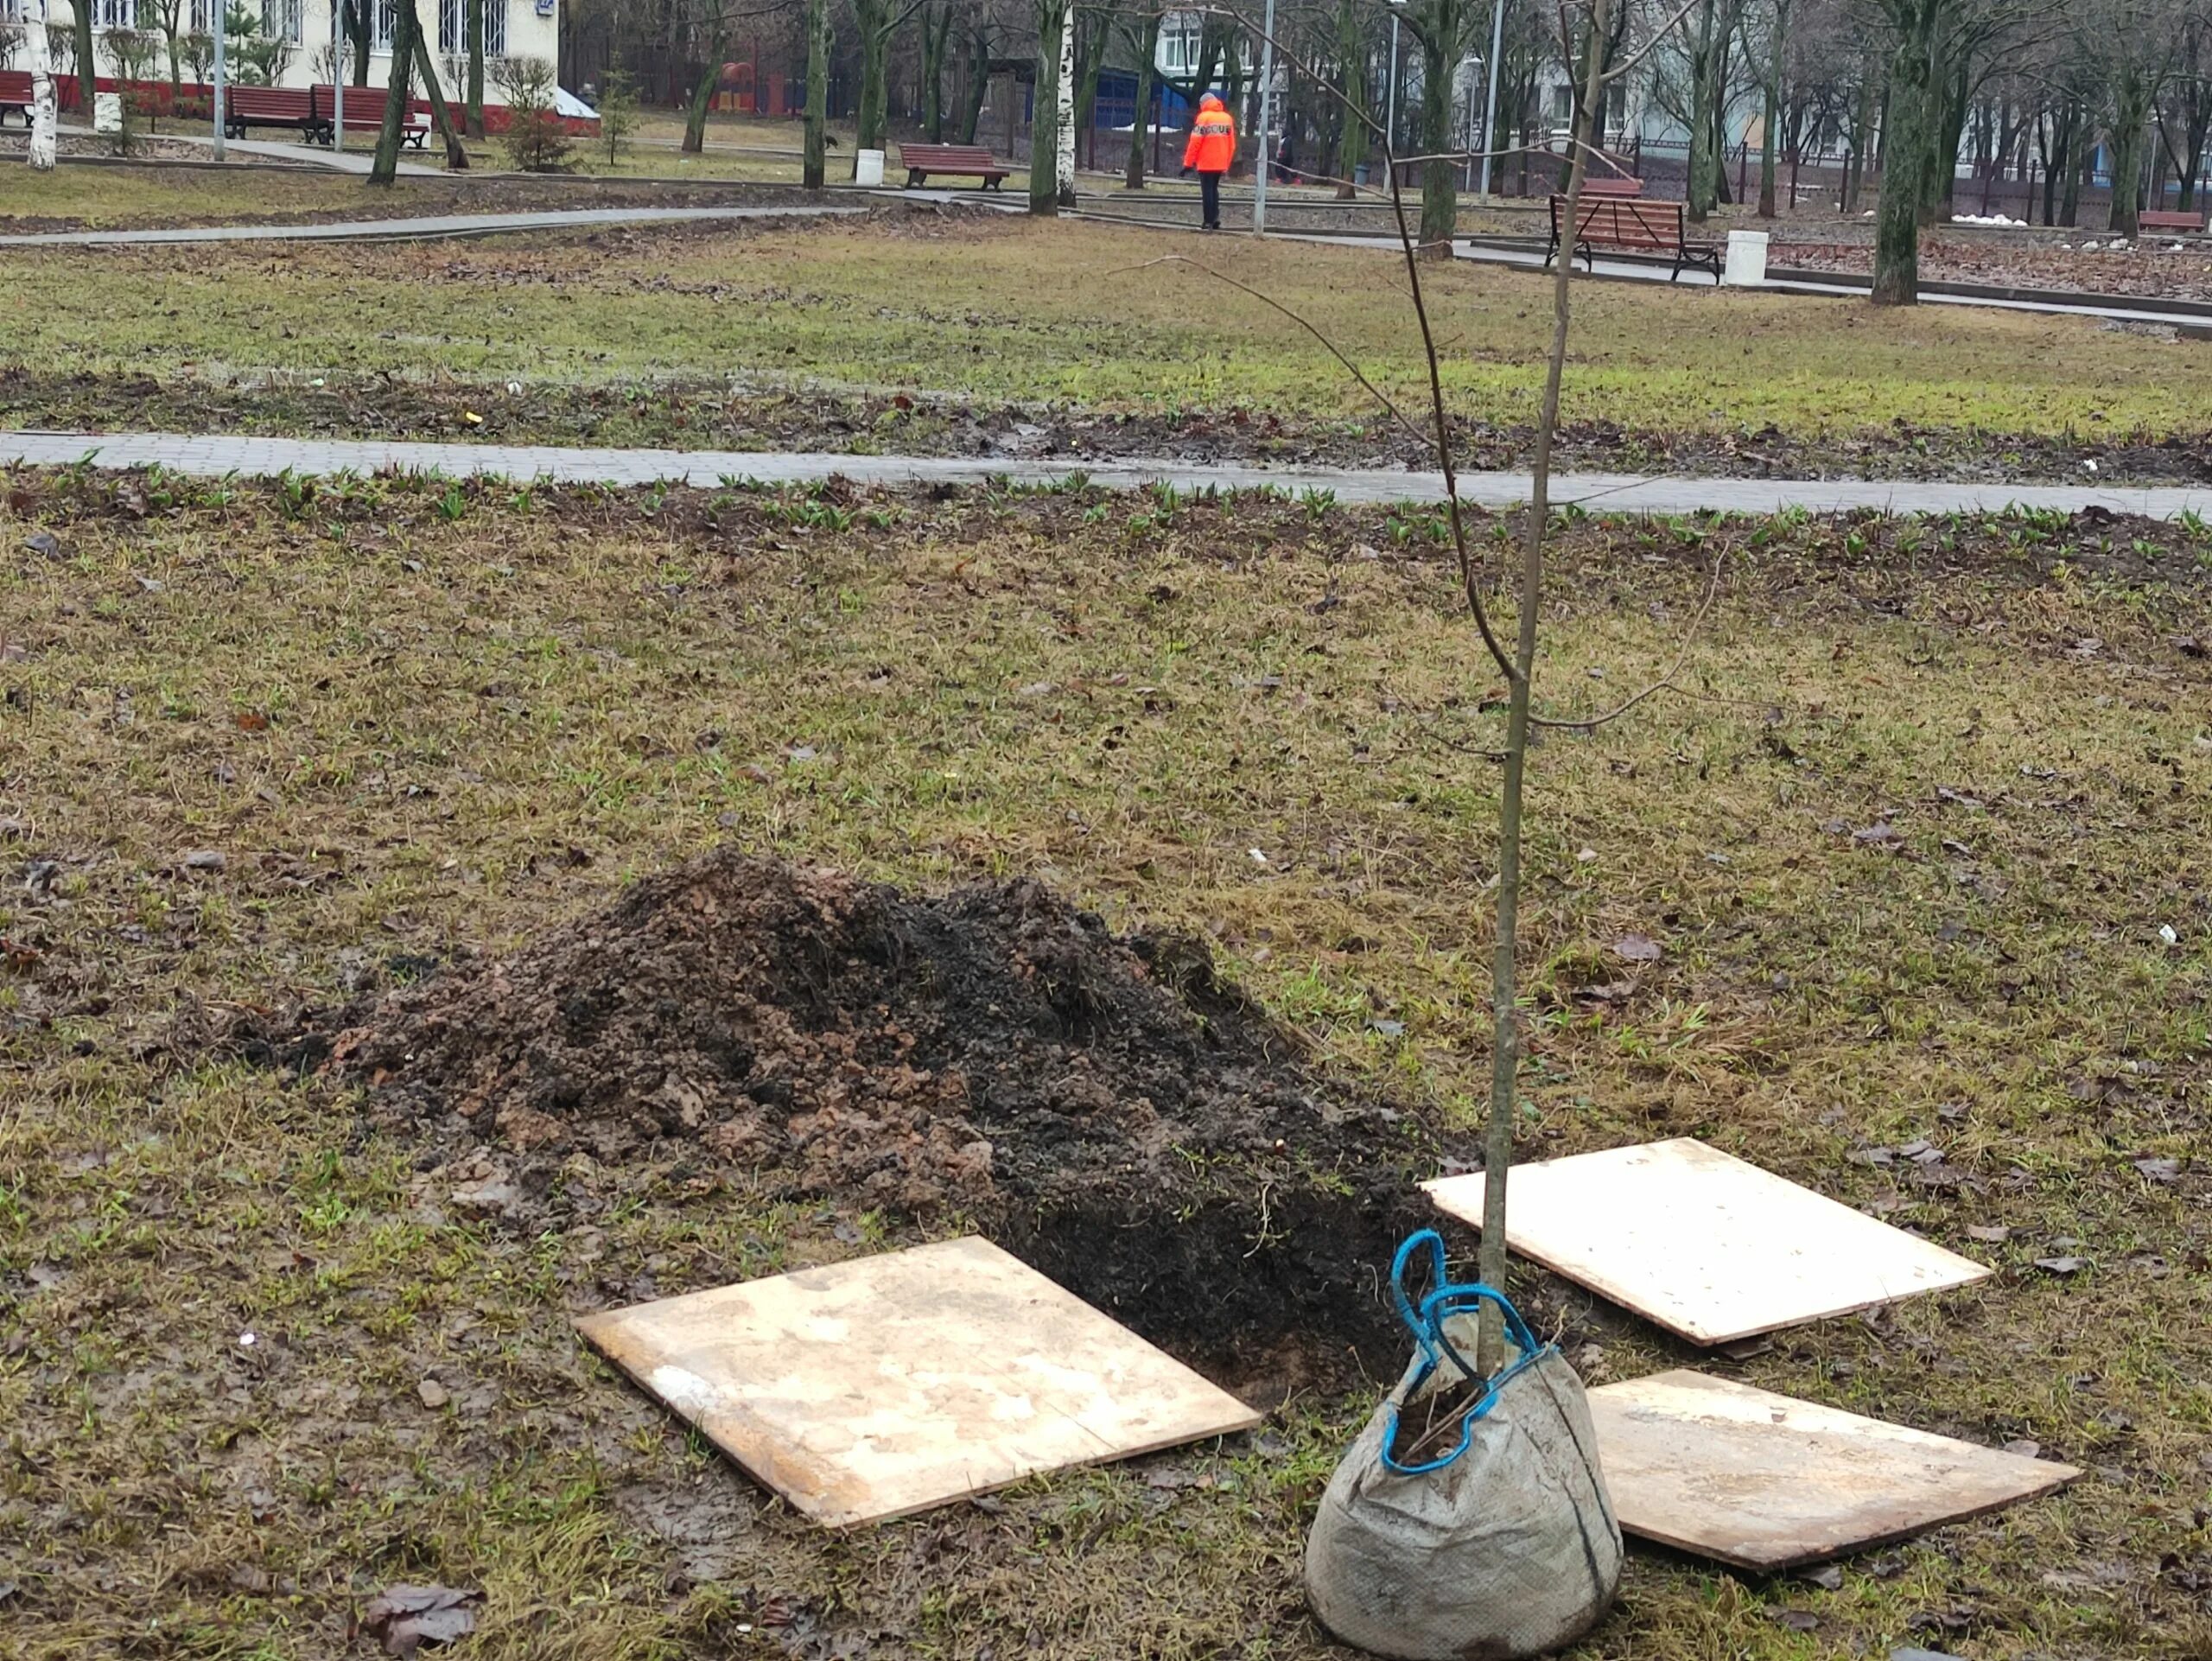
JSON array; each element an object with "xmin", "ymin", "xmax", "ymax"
[{"xmin": 1381, "ymin": 1228, "xmax": 1550, "ymax": 1475}]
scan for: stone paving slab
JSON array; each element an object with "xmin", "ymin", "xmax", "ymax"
[{"xmin": 6, "ymin": 430, "xmax": 2209, "ymax": 519}]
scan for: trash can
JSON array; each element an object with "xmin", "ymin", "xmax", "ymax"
[
  {"xmin": 1723, "ymin": 229, "xmax": 1770, "ymax": 287},
  {"xmin": 1354, "ymin": 162, "xmax": 1371, "ymax": 188},
  {"xmin": 94, "ymin": 92, "xmax": 124, "ymax": 135},
  {"xmin": 855, "ymin": 148, "xmax": 886, "ymax": 188}
]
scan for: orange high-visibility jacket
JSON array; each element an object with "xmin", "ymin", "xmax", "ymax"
[{"xmin": 1182, "ymin": 94, "xmax": 1236, "ymax": 174}]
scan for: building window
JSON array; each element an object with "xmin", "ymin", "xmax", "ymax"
[
  {"xmin": 373, "ymin": 0, "xmax": 395, "ymax": 48},
  {"xmin": 91, "ymin": 0, "xmax": 135, "ymax": 27},
  {"xmin": 262, "ymin": 0, "xmax": 302, "ymax": 41},
  {"xmin": 439, "ymin": 0, "xmax": 506, "ymax": 57}
]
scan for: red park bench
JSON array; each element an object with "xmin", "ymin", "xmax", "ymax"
[
  {"xmin": 897, "ymin": 142, "xmax": 1010, "ymax": 191},
  {"xmin": 0, "ymin": 69, "xmax": 35, "ymax": 129},
  {"xmin": 2139, "ymin": 209, "xmax": 2205, "ymax": 234},
  {"xmin": 1546, "ymin": 194, "xmax": 1722, "ymax": 283},
  {"xmin": 1580, "ymin": 174, "xmax": 1644, "ymax": 198},
  {"xmin": 313, "ymin": 82, "xmax": 431, "ymax": 147},
  {"xmin": 223, "ymin": 85, "xmax": 332, "ymax": 143}
]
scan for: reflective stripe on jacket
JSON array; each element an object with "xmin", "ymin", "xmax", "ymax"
[{"xmin": 1182, "ymin": 96, "xmax": 1236, "ymax": 174}]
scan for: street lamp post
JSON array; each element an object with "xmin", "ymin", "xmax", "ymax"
[
  {"xmin": 1478, "ymin": 0, "xmax": 1505, "ymax": 196},
  {"xmin": 212, "ymin": 0, "xmax": 226, "ymax": 162},
  {"xmin": 1253, "ymin": 0, "xmax": 1278, "ymax": 232}
]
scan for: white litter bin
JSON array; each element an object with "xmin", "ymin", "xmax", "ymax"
[
  {"xmin": 855, "ymin": 148, "xmax": 886, "ymax": 188},
  {"xmin": 93, "ymin": 92, "xmax": 124, "ymax": 135},
  {"xmin": 1723, "ymin": 229, "xmax": 1770, "ymax": 287}
]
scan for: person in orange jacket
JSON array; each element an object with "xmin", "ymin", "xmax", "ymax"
[{"xmin": 1180, "ymin": 92, "xmax": 1236, "ymax": 232}]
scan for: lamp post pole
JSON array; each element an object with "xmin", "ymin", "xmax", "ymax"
[
  {"xmin": 1479, "ymin": 0, "xmax": 1505, "ymax": 196},
  {"xmin": 333, "ymin": 2, "xmax": 346, "ymax": 151},
  {"xmin": 1252, "ymin": 0, "xmax": 1277, "ymax": 232},
  {"xmin": 212, "ymin": 0, "xmax": 226, "ymax": 161}
]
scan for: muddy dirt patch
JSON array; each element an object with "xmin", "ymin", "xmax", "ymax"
[{"xmin": 273, "ymin": 852, "xmax": 1449, "ymax": 1378}]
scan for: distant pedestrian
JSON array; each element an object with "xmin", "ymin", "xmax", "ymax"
[
  {"xmin": 1180, "ymin": 92, "xmax": 1236, "ymax": 232},
  {"xmin": 1272, "ymin": 132, "xmax": 1296, "ymax": 185}
]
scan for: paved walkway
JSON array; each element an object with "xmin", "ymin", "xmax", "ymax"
[
  {"xmin": 1290, "ymin": 232, "xmax": 2212, "ymax": 331},
  {"xmin": 0, "ymin": 201, "xmax": 872, "ymax": 248},
  {"xmin": 7, "ymin": 430, "xmax": 2207, "ymax": 519}
]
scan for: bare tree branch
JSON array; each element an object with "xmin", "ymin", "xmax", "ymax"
[
  {"xmin": 1107, "ymin": 254, "xmax": 1431, "ymax": 446},
  {"xmin": 1529, "ymin": 547, "xmax": 1729, "ymax": 729}
]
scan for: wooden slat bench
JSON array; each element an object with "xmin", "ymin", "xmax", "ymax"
[
  {"xmin": 1547, "ymin": 194, "xmax": 1722, "ymax": 283},
  {"xmin": 897, "ymin": 142, "xmax": 1010, "ymax": 190},
  {"xmin": 224, "ymin": 85, "xmax": 332, "ymax": 143},
  {"xmin": 2139, "ymin": 209, "xmax": 2205, "ymax": 234},
  {"xmin": 312, "ymin": 83, "xmax": 430, "ymax": 147},
  {"xmin": 1581, "ymin": 175, "xmax": 1644, "ymax": 198},
  {"xmin": 0, "ymin": 69, "xmax": 34, "ymax": 130}
]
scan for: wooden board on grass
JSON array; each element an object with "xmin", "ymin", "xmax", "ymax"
[
  {"xmin": 575, "ymin": 1236, "xmax": 1261, "ymax": 1527},
  {"xmin": 1587, "ymin": 1371, "xmax": 2080, "ymax": 1569},
  {"xmin": 1422, "ymin": 1137, "xmax": 1992, "ymax": 1345}
]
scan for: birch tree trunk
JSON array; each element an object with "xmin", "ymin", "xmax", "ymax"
[
  {"xmin": 28, "ymin": 2, "xmax": 57, "ymax": 172},
  {"xmin": 1055, "ymin": 0, "xmax": 1076, "ymax": 207}
]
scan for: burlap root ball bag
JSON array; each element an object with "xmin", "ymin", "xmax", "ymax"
[{"xmin": 1305, "ymin": 1232, "xmax": 1622, "ymax": 1660}]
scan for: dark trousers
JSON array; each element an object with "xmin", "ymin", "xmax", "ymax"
[{"xmin": 1198, "ymin": 169, "xmax": 1222, "ymax": 229}]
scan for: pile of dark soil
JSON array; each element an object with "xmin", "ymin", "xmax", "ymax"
[{"xmin": 292, "ymin": 852, "xmax": 1448, "ymax": 1371}]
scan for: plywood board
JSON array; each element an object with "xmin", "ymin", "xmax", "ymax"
[
  {"xmin": 1587, "ymin": 1371, "xmax": 2080, "ymax": 1569},
  {"xmin": 1422, "ymin": 1138, "xmax": 1991, "ymax": 1345},
  {"xmin": 574, "ymin": 1237, "xmax": 1261, "ymax": 1527}
]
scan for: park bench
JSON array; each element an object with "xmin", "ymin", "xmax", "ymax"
[
  {"xmin": 1546, "ymin": 194, "xmax": 1722, "ymax": 283},
  {"xmin": 224, "ymin": 85, "xmax": 332, "ymax": 144},
  {"xmin": 897, "ymin": 142, "xmax": 1010, "ymax": 190},
  {"xmin": 2139, "ymin": 209, "xmax": 2204, "ymax": 234},
  {"xmin": 1581, "ymin": 174, "xmax": 1644, "ymax": 197},
  {"xmin": 311, "ymin": 83, "xmax": 430, "ymax": 146},
  {"xmin": 0, "ymin": 70, "xmax": 33, "ymax": 130}
]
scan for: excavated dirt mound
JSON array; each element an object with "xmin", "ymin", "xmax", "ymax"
[{"xmin": 294, "ymin": 852, "xmax": 1450, "ymax": 1373}]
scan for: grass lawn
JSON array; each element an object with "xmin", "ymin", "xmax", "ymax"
[
  {"xmin": 2, "ymin": 214, "xmax": 2205, "ymax": 463},
  {"xmin": 3, "ymin": 468, "xmax": 2210, "ymax": 1658},
  {"xmin": 0, "ymin": 162, "xmax": 379, "ymax": 228}
]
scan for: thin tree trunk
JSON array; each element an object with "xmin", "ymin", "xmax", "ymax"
[
  {"xmin": 349, "ymin": 0, "xmax": 372, "ymax": 86},
  {"xmin": 922, "ymin": 1, "xmax": 950, "ymax": 141},
  {"xmin": 804, "ymin": 0, "xmax": 828, "ymax": 188},
  {"xmin": 1125, "ymin": 6, "xmax": 1160, "ymax": 188},
  {"xmin": 370, "ymin": 0, "xmax": 420, "ymax": 184},
  {"xmin": 72, "ymin": 0, "xmax": 94, "ymax": 111},
  {"xmin": 855, "ymin": 0, "xmax": 890, "ymax": 160},
  {"xmin": 1074, "ymin": 9, "xmax": 1105, "ymax": 172},
  {"xmin": 1475, "ymin": 0, "xmax": 1614, "ymax": 1372},
  {"xmin": 466, "ymin": 0, "xmax": 484, "ymax": 138},
  {"xmin": 1758, "ymin": 0, "xmax": 1785, "ymax": 217},
  {"xmin": 411, "ymin": 24, "xmax": 469, "ymax": 168},
  {"xmin": 957, "ymin": 22, "xmax": 990, "ymax": 144},
  {"xmin": 1332, "ymin": 0, "xmax": 1366, "ymax": 198},
  {"xmin": 1416, "ymin": 8, "xmax": 1459, "ymax": 255},
  {"xmin": 1687, "ymin": 0, "xmax": 1720, "ymax": 220},
  {"xmin": 682, "ymin": 49, "xmax": 719, "ymax": 152}
]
